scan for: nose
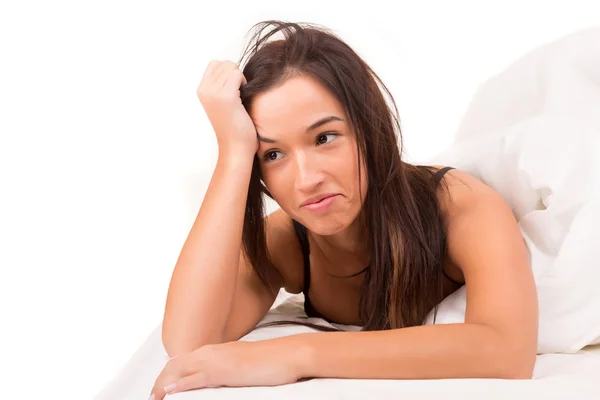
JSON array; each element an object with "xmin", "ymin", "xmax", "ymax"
[{"xmin": 294, "ymin": 150, "xmax": 324, "ymax": 193}]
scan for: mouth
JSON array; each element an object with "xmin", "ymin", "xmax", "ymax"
[
  {"xmin": 301, "ymin": 194, "xmax": 338, "ymax": 207},
  {"xmin": 301, "ymin": 194, "xmax": 339, "ymax": 212}
]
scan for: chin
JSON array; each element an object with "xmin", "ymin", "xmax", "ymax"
[{"xmin": 303, "ymin": 215, "xmax": 350, "ymax": 236}]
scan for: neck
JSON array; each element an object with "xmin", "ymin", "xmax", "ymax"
[{"xmin": 311, "ymin": 212, "xmax": 371, "ymax": 271}]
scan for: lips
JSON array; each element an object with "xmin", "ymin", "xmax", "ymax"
[{"xmin": 301, "ymin": 193, "xmax": 337, "ymax": 207}]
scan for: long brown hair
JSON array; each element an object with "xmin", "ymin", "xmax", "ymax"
[{"xmin": 237, "ymin": 20, "xmax": 453, "ymax": 331}]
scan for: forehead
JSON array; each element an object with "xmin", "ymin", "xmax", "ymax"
[{"xmin": 249, "ymin": 75, "xmax": 346, "ymax": 132}]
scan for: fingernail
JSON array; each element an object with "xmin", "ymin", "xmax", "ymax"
[
  {"xmin": 164, "ymin": 383, "xmax": 177, "ymax": 393},
  {"xmin": 148, "ymin": 394, "xmax": 155, "ymax": 400}
]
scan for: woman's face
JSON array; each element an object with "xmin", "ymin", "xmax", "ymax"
[{"xmin": 249, "ymin": 75, "xmax": 368, "ymax": 235}]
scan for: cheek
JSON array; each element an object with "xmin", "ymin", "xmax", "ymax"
[
  {"xmin": 345, "ymin": 145, "xmax": 361, "ymax": 175},
  {"xmin": 353, "ymin": 156, "xmax": 369, "ymax": 200},
  {"xmin": 260, "ymin": 169, "xmax": 291, "ymax": 203}
]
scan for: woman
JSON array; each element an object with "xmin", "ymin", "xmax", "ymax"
[{"xmin": 149, "ymin": 20, "xmax": 538, "ymax": 399}]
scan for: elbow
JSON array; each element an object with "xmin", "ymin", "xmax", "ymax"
[
  {"xmin": 498, "ymin": 359, "xmax": 535, "ymax": 380},
  {"xmin": 506, "ymin": 351, "xmax": 536, "ymax": 379},
  {"xmin": 482, "ymin": 324, "xmax": 537, "ymax": 379},
  {"xmin": 162, "ymin": 336, "xmax": 213, "ymax": 360},
  {"xmin": 161, "ymin": 330, "xmax": 193, "ymax": 359},
  {"xmin": 161, "ymin": 326, "xmax": 224, "ymax": 359},
  {"xmin": 162, "ymin": 340, "xmax": 192, "ymax": 360},
  {"xmin": 491, "ymin": 357, "xmax": 534, "ymax": 379},
  {"xmin": 491, "ymin": 343, "xmax": 537, "ymax": 380}
]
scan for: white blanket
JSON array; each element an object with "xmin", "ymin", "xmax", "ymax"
[
  {"xmin": 96, "ymin": 26, "xmax": 600, "ymax": 399},
  {"xmin": 96, "ymin": 293, "xmax": 600, "ymax": 399},
  {"xmin": 425, "ymin": 26, "xmax": 600, "ymax": 354}
]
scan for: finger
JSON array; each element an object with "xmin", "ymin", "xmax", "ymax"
[
  {"xmin": 199, "ymin": 59, "xmax": 221, "ymax": 88},
  {"xmin": 223, "ymin": 68, "xmax": 247, "ymax": 92},
  {"xmin": 165, "ymin": 371, "xmax": 213, "ymax": 394},
  {"xmin": 150, "ymin": 372, "xmax": 179, "ymax": 400},
  {"xmin": 149, "ymin": 358, "xmax": 185, "ymax": 400},
  {"xmin": 213, "ymin": 61, "xmax": 238, "ymax": 88},
  {"xmin": 204, "ymin": 59, "xmax": 221, "ymax": 78}
]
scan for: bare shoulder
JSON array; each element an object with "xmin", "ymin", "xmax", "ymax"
[
  {"xmin": 430, "ymin": 165, "xmax": 502, "ymax": 221},
  {"xmin": 264, "ymin": 208, "xmax": 305, "ymax": 294},
  {"xmin": 431, "ymin": 165, "xmax": 521, "ymax": 261},
  {"xmin": 430, "ymin": 165, "xmax": 521, "ymax": 282}
]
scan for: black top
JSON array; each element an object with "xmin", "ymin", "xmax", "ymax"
[{"xmin": 291, "ymin": 166, "xmax": 463, "ymax": 322}]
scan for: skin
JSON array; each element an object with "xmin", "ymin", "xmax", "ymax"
[
  {"xmin": 251, "ymin": 75, "xmax": 371, "ymax": 274},
  {"xmin": 249, "ymin": 75, "xmax": 467, "ymax": 324},
  {"xmin": 151, "ymin": 71, "xmax": 538, "ymax": 399}
]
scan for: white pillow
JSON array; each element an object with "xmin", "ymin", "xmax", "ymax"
[{"xmin": 425, "ymin": 26, "xmax": 600, "ymax": 353}]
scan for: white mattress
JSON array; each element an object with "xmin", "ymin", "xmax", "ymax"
[{"xmin": 95, "ymin": 292, "xmax": 600, "ymax": 399}]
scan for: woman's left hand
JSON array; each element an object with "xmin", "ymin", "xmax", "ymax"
[{"xmin": 148, "ymin": 337, "xmax": 307, "ymax": 399}]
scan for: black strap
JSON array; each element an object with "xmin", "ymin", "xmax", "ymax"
[
  {"xmin": 432, "ymin": 167, "xmax": 464, "ymax": 285},
  {"xmin": 433, "ymin": 166, "xmax": 454, "ymax": 184},
  {"xmin": 292, "ymin": 219, "xmax": 312, "ymax": 293},
  {"xmin": 292, "ymin": 219, "xmax": 309, "ymax": 252}
]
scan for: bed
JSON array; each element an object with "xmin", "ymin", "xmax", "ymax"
[
  {"xmin": 96, "ymin": 26, "xmax": 600, "ymax": 400},
  {"xmin": 95, "ymin": 291, "xmax": 600, "ymax": 399}
]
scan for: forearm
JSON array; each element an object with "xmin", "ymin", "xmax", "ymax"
[
  {"xmin": 284, "ymin": 323, "xmax": 535, "ymax": 380},
  {"xmin": 163, "ymin": 153, "xmax": 255, "ymax": 355}
]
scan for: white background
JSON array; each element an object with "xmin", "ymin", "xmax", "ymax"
[{"xmin": 1, "ymin": 1, "xmax": 598, "ymax": 399}]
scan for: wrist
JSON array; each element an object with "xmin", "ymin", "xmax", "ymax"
[
  {"xmin": 218, "ymin": 143, "xmax": 257, "ymax": 162},
  {"xmin": 286, "ymin": 333, "xmax": 317, "ymax": 380},
  {"xmin": 217, "ymin": 150, "xmax": 256, "ymax": 171}
]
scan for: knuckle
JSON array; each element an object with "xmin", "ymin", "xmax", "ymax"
[{"xmin": 223, "ymin": 62, "xmax": 238, "ymax": 73}]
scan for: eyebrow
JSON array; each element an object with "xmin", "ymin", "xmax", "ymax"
[{"xmin": 257, "ymin": 115, "xmax": 344, "ymax": 143}]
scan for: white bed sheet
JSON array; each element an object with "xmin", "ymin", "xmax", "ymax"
[{"xmin": 96, "ymin": 292, "xmax": 600, "ymax": 400}]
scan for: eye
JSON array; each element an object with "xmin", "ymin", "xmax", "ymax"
[
  {"xmin": 263, "ymin": 150, "xmax": 283, "ymax": 162},
  {"xmin": 317, "ymin": 132, "xmax": 338, "ymax": 145},
  {"xmin": 262, "ymin": 133, "xmax": 338, "ymax": 163}
]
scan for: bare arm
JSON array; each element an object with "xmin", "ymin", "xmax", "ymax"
[
  {"xmin": 279, "ymin": 186, "xmax": 537, "ymax": 380},
  {"xmin": 162, "ymin": 155, "xmax": 255, "ymax": 357},
  {"xmin": 148, "ymin": 171, "xmax": 536, "ymax": 400},
  {"xmin": 162, "ymin": 60, "xmax": 284, "ymax": 358}
]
